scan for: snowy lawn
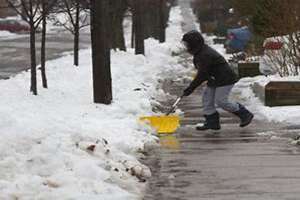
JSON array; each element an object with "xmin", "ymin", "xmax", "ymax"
[{"xmin": 0, "ymin": 7, "xmax": 187, "ymax": 200}]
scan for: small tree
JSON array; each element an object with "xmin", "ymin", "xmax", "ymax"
[
  {"xmin": 6, "ymin": 0, "xmax": 43, "ymax": 95},
  {"xmin": 50, "ymin": 0, "xmax": 90, "ymax": 66},
  {"xmin": 39, "ymin": 0, "xmax": 57, "ymax": 88},
  {"xmin": 7, "ymin": 0, "xmax": 57, "ymax": 93}
]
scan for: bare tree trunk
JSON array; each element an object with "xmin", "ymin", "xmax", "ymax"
[
  {"xmin": 41, "ymin": 1, "xmax": 48, "ymax": 88},
  {"xmin": 142, "ymin": 0, "xmax": 168, "ymax": 42},
  {"xmin": 21, "ymin": 6, "xmax": 27, "ymax": 21},
  {"xmin": 7, "ymin": 0, "xmax": 58, "ymax": 94},
  {"xmin": 133, "ymin": 0, "xmax": 144, "ymax": 55},
  {"xmin": 29, "ymin": 21, "xmax": 37, "ymax": 95},
  {"xmin": 110, "ymin": 0, "xmax": 127, "ymax": 51},
  {"xmin": 158, "ymin": 0, "xmax": 167, "ymax": 43},
  {"xmin": 91, "ymin": 0, "xmax": 112, "ymax": 104},
  {"xmin": 143, "ymin": 0, "xmax": 155, "ymax": 40},
  {"xmin": 74, "ymin": 0, "xmax": 80, "ymax": 66},
  {"xmin": 131, "ymin": 14, "xmax": 135, "ymax": 48}
]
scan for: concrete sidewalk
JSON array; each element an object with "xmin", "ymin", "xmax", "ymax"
[
  {"xmin": 143, "ymin": 78, "xmax": 300, "ymax": 200},
  {"xmin": 143, "ymin": 3, "xmax": 300, "ymax": 198},
  {"xmin": 144, "ymin": 0, "xmax": 300, "ymax": 200}
]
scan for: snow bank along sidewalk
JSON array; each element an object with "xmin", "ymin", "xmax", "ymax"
[
  {"xmin": 0, "ymin": 7, "xmax": 187, "ymax": 200},
  {"xmin": 233, "ymin": 75, "xmax": 300, "ymax": 125}
]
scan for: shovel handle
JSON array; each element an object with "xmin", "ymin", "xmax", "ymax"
[{"xmin": 166, "ymin": 95, "xmax": 184, "ymax": 115}]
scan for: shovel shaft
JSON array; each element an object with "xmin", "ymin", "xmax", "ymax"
[
  {"xmin": 172, "ymin": 97, "xmax": 182, "ymax": 107},
  {"xmin": 166, "ymin": 95, "xmax": 183, "ymax": 115}
]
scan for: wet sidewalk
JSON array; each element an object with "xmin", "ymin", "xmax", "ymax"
[
  {"xmin": 143, "ymin": 2, "xmax": 300, "ymax": 199},
  {"xmin": 143, "ymin": 79, "xmax": 300, "ymax": 200}
]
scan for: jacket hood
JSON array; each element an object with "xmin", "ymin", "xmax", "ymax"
[{"xmin": 182, "ymin": 30, "xmax": 205, "ymax": 55}]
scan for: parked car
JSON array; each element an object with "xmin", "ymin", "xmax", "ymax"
[{"xmin": 0, "ymin": 19, "xmax": 30, "ymax": 33}]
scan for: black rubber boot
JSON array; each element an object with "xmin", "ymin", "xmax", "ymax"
[
  {"xmin": 196, "ymin": 112, "xmax": 221, "ymax": 131},
  {"xmin": 233, "ymin": 104, "xmax": 254, "ymax": 127}
]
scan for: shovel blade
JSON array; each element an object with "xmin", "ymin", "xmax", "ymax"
[{"xmin": 140, "ymin": 115, "xmax": 180, "ymax": 134}]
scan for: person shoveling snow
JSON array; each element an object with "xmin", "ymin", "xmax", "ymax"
[{"xmin": 181, "ymin": 30, "xmax": 254, "ymax": 131}]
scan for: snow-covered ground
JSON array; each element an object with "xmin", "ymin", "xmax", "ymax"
[
  {"xmin": 0, "ymin": 30, "xmax": 27, "ymax": 40},
  {"xmin": 0, "ymin": 6, "xmax": 187, "ymax": 200},
  {"xmin": 234, "ymin": 75, "xmax": 300, "ymax": 125},
  {"xmin": 0, "ymin": 30, "xmax": 17, "ymax": 38}
]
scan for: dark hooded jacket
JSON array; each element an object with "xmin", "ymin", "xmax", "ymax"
[{"xmin": 182, "ymin": 31, "xmax": 237, "ymax": 91}]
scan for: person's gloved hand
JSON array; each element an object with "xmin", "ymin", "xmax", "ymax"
[{"xmin": 183, "ymin": 87, "xmax": 194, "ymax": 96}]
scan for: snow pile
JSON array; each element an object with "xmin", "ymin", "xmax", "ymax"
[
  {"xmin": 0, "ymin": 6, "xmax": 185, "ymax": 200},
  {"xmin": 0, "ymin": 30, "xmax": 17, "ymax": 38},
  {"xmin": 233, "ymin": 75, "xmax": 300, "ymax": 124},
  {"xmin": 0, "ymin": 30, "xmax": 26, "ymax": 40}
]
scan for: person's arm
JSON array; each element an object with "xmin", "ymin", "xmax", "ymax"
[{"xmin": 183, "ymin": 61, "xmax": 209, "ymax": 96}]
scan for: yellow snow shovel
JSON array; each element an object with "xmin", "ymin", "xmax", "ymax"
[{"xmin": 140, "ymin": 95, "xmax": 183, "ymax": 134}]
